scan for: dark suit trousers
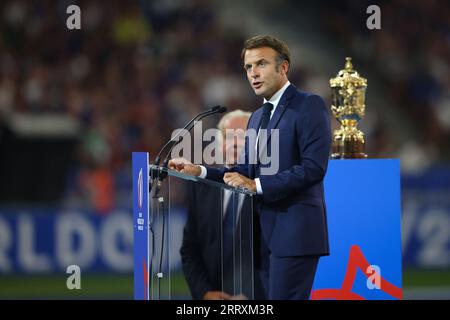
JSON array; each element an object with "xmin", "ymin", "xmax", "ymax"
[{"xmin": 257, "ymin": 237, "xmax": 319, "ymax": 300}]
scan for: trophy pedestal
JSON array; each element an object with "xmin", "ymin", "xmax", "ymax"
[
  {"xmin": 312, "ymin": 159, "xmax": 402, "ymax": 300},
  {"xmin": 331, "ymin": 139, "xmax": 367, "ymax": 159},
  {"xmin": 331, "ymin": 126, "xmax": 367, "ymax": 159}
]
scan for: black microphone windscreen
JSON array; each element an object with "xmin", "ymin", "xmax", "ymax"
[
  {"xmin": 217, "ymin": 106, "xmax": 227, "ymax": 113},
  {"xmin": 210, "ymin": 105, "xmax": 222, "ymax": 112}
]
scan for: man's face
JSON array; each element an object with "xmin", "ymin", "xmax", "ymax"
[
  {"xmin": 222, "ymin": 116, "xmax": 249, "ymax": 166},
  {"xmin": 243, "ymin": 47, "xmax": 288, "ymax": 99}
]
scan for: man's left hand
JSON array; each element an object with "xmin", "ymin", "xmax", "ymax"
[{"xmin": 223, "ymin": 172, "xmax": 256, "ymax": 193}]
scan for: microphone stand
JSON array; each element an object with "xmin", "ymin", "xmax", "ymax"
[
  {"xmin": 148, "ymin": 105, "xmax": 227, "ymax": 299},
  {"xmin": 149, "ymin": 106, "xmax": 223, "ymax": 192}
]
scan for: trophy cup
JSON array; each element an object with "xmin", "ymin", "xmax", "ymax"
[{"xmin": 330, "ymin": 57, "xmax": 368, "ymax": 159}]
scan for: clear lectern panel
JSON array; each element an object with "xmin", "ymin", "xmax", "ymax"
[{"xmin": 148, "ymin": 166, "xmax": 254, "ymax": 300}]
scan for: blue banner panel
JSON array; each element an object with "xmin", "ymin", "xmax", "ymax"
[
  {"xmin": 401, "ymin": 168, "xmax": 450, "ymax": 268},
  {"xmin": 0, "ymin": 210, "xmax": 133, "ymax": 273},
  {"xmin": 132, "ymin": 152, "xmax": 149, "ymax": 300},
  {"xmin": 312, "ymin": 159, "xmax": 403, "ymax": 300}
]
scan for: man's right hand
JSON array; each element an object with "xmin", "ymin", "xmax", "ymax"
[
  {"xmin": 168, "ymin": 158, "xmax": 201, "ymax": 177},
  {"xmin": 203, "ymin": 291, "xmax": 232, "ymax": 300}
]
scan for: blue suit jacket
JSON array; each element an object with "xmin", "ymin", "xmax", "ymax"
[{"xmin": 206, "ymin": 84, "xmax": 331, "ymax": 257}]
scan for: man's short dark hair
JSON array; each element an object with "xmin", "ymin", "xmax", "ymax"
[{"xmin": 241, "ymin": 35, "xmax": 291, "ymax": 70}]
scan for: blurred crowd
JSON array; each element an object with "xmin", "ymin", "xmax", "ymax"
[
  {"xmin": 0, "ymin": 0, "xmax": 255, "ymax": 212},
  {"xmin": 0, "ymin": 0, "xmax": 448, "ymax": 212},
  {"xmin": 321, "ymin": 0, "xmax": 450, "ymax": 171}
]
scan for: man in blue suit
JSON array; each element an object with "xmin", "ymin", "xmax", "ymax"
[{"xmin": 170, "ymin": 35, "xmax": 331, "ymax": 300}]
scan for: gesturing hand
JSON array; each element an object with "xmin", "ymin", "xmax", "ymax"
[
  {"xmin": 223, "ymin": 172, "xmax": 256, "ymax": 192},
  {"xmin": 168, "ymin": 158, "xmax": 201, "ymax": 176}
]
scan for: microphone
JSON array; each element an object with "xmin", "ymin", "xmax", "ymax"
[
  {"xmin": 160, "ymin": 106, "xmax": 227, "ymax": 168},
  {"xmin": 154, "ymin": 106, "xmax": 226, "ymax": 166},
  {"xmin": 154, "ymin": 105, "xmax": 224, "ymax": 166}
]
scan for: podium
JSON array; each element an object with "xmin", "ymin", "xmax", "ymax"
[
  {"xmin": 133, "ymin": 154, "xmax": 403, "ymax": 300},
  {"xmin": 312, "ymin": 159, "xmax": 403, "ymax": 300},
  {"xmin": 132, "ymin": 152, "xmax": 256, "ymax": 300}
]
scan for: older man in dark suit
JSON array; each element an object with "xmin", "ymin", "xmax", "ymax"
[{"xmin": 180, "ymin": 110, "xmax": 265, "ymax": 300}]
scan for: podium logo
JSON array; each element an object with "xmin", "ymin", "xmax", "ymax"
[
  {"xmin": 138, "ymin": 169, "xmax": 143, "ymax": 210},
  {"xmin": 66, "ymin": 265, "xmax": 81, "ymax": 290},
  {"xmin": 311, "ymin": 245, "xmax": 402, "ymax": 300}
]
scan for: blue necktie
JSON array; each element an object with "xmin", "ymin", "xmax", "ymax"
[
  {"xmin": 257, "ymin": 102, "xmax": 273, "ymax": 167},
  {"xmin": 259, "ymin": 102, "xmax": 274, "ymax": 132}
]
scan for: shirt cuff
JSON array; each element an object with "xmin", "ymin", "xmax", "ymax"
[
  {"xmin": 199, "ymin": 165, "xmax": 207, "ymax": 179},
  {"xmin": 255, "ymin": 178, "xmax": 263, "ymax": 195}
]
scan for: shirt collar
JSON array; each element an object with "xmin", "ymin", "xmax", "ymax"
[{"xmin": 263, "ymin": 80, "xmax": 291, "ymax": 108}]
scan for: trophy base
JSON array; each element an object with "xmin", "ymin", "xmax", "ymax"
[
  {"xmin": 331, "ymin": 140, "xmax": 367, "ymax": 159},
  {"xmin": 331, "ymin": 153, "xmax": 368, "ymax": 159}
]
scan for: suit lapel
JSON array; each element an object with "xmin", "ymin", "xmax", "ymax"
[
  {"xmin": 266, "ymin": 84, "xmax": 296, "ymax": 139},
  {"xmin": 247, "ymin": 84, "xmax": 296, "ymax": 173},
  {"xmin": 258, "ymin": 84, "xmax": 296, "ymax": 158}
]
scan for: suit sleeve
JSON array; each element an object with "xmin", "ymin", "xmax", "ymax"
[
  {"xmin": 179, "ymin": 183, "xmax": 214, "ymax": 299},
  {"xmin": 258, "ymin": 95, "xmax": 331, "ymax": 203},
  {"xmin": 205, "ymin": 164, "xmax": 248, "ymax": 182}
]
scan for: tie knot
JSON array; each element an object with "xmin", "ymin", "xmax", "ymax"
[{"xmin": 262, "ymin": 102, "xmax": 273, "ymax": 115}]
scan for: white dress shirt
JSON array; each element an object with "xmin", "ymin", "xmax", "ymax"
[{"xmin": 254, "ymin": 81, "xmax": 290, "ymax": 194}]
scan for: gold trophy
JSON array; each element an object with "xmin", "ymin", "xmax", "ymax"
[{"xmin": 330, "ymin": 57, "xmax": 368, "ymax": 159}]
